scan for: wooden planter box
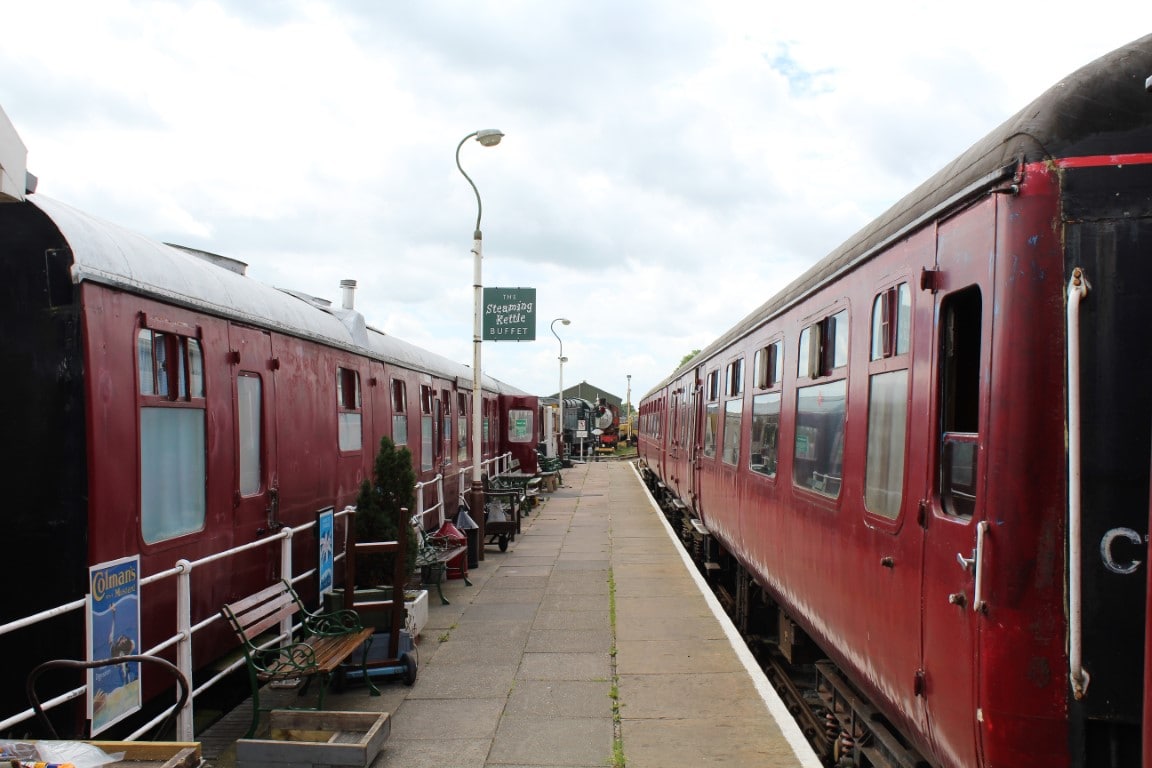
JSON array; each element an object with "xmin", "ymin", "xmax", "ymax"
[
  {"xmin": 65, "ymin": 742, "xmax": 200, "ymax": 768},
  {"xmin": 236, "ymin": 710, "xmax": 390, "ymax": 768}
]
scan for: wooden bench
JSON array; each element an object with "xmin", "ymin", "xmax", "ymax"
[
  {"xmin": 415, "ymin": 526, "xmax": 469, "ymax": 606},
  {"xmin": 221, "ymin": 580, "xmax": 378, "ymax": 738}
]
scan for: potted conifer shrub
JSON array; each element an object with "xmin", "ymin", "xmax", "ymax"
[{"xmin": 329, "ymin": 436, "xmax": 423, "ymax": 635}]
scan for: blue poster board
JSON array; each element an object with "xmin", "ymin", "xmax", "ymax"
[
  {"xmin": 318, "ymin": 508, "xmax": 335, "ymax": 597},
  {"xmin": 87, "ymin": 555, "xmax": 141, "ymax": 735}
]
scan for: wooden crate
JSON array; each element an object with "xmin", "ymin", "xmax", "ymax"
[
  {"xmin": 236, "ymin": 710, "xmax": 390, "ymax": 768},
  {"xmin": 81, "ymin": 742, "xmax": 200, "ymax": 768}
]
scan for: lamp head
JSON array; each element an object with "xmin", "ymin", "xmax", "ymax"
[{"xmin": 476, "ymin": 129, "xmax": 504, "ymax": 147}]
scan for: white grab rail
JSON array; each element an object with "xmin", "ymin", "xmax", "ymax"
[{"xmin": 1066, "ymin": 267, "xmax": 1091, "ymax": 699}]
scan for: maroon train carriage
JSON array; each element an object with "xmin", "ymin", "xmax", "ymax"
[
  {"xmin": 639, "ymin": 35, "xmax": 1152, "ymax": 768},
  {"xmin": 0, "ymin": 193, "xmax": 538, "ymax": 733}
]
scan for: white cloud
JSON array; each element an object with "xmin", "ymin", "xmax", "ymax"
[{"xmin": 1, "ymin": 0, "xmax": 1145, "ymax": 401}]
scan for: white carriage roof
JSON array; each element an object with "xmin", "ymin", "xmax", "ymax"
[{"xmin": 31, "ymin": 194, "xmax": 528, "ymax": 396}]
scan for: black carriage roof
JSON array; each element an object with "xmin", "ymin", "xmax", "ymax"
[
  {"xmin": 650, "ymin": 33, "xmax": 1152, "ymax": 397},
  {"xmin": 24, "ymin": 195, "xmax": 531, "ymax": 397}
]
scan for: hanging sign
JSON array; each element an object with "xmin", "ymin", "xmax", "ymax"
[{"xmin": 483, "ymin": 287, "xmax": 536, "ymax": 341}]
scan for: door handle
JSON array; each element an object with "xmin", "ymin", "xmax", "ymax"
[
  {"xmin": 953, "ymin": 521, "xmax": 989, "ymax": 613},
  {"xmin": 972, "ymin": 521, "xmax": 989, "ymax": 613}
]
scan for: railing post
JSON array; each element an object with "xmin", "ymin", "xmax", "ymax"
[
  {"xmin": 279, "ymin": 528, "xmax": 294, "ymax": 641},
  {"xmin": 416, "ymin": 482, "xmax": 426, "ymax": 530},
  {"xmin": 436, "ymin": 473, "xmax": 446, "ymax": 528},
  {"xmin": 174, "ymin": 558, "xmax": 194, "ymax": 741}
]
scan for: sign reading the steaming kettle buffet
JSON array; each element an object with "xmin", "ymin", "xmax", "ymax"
[{"xmin": 483, "ymin": 287, "xmax": 536, "ymax": 341}]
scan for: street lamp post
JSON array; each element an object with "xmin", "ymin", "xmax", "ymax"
[
  {"xmin": 626, "ymin": 373, "xmax": 632, "ymax": 444},
  {"xmin": 551, "ymin": 318, "xmax": 571, "ymax": 461},
  {"xmin": 457, "ymin": 128, "xmax": 504, "ymax": 563}
]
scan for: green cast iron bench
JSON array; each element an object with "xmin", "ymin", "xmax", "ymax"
[{"xmin": 221, "ymin": 579, "xmax": 379, "ymax": 737}]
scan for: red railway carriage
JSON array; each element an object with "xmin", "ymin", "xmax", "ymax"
[
  {"xmin": 639, "ymin": 35, "xmax": 1152, "ymax": 768},
  {"xmin": 0, "ymin": 194, "xmax": 537, "ymax": 728}
]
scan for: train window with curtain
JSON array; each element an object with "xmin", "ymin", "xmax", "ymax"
[
  {"xmin": 237, "ymin": 374, "xmax": 262, "ymax": 496},
  {"xmin": 793, "ymin": 380, "xmax": 846, "ymax": 498},
  {"xmin": 458, "ymin": 392, "xmax": 469, "ymax": 461},
  {"xmin": 754, "ymin": 341, "xmax": 783, "ymax": 389},
  {"xmin": 865, "ymin": 282, "xmax": 911, "ymax": 519},
  {"xmin": 799, "ymin": 309, "xmax": 849, "ymax": 379},
  {"xmin": 137, "ymin": 328, "xmax": 207, "ymax": 543},
  {"xmin": 939, "ymin": 287, "xmax": 982, "ymax": 518},
  {"xmin": 703, "ymin": 402, "xmax": 719, "ymax": 458},
  {"xmin": 722, "ymin": 398, "xmax": 742, "ymax": 465},
  {"xmin": 706, "ymin": 370, "xmax": 719, "ymax": 401},
  {"xmin": 336, "ymin": 367, "xmax": 362, "ymax": 452},
  {"xmin": 391, "ymin": 379, "xmax": 408, "ymax": 446},
  {"xmin": 870, "ymin": 283, "xmax": 912, "ymax": 360},
  {"xmin": 750, "ymin": 392, "xmax": 781, "ymax": 477},
  {"xmin": 865, "ymin": 370, "xmax": 908, "ymax": 518},
  {"xmin": 420, "ymin": 385, "xmax": 434, "ymax": 471},
  {"xmin": 725, "ymin": 359, "xmax": 744, "ymax": 397}
]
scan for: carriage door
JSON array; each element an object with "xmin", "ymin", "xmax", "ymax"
[
  {"xmin": 920, "ymin": 199, "xmax": 995, "ymax": 768},
  {"xmin": 229, "ymin": 325, "xmax": 279, "ymax": 542}
]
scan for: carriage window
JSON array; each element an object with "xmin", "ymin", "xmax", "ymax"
[
  {"xmin": 391, "ymin": 379, "xmax": 408, "ymax": 446},
  {"xmin": 442, "ymin": 389, "xmax": 452, "ymax": 455},
  {"xmin": 237, "ymin": 373, "xmax": 262, "ymax": 496},
  {"xmin": 793, "ymin": 380, "xmax": 846, "ymax": 498},
  {"xmin": 725, "ymin": 359, "xmax": 744, "ymax": 397},
  {"xmin": 754, "ymin": 341, "xmax": 783, "ymax": 389},
  {"xmin": 750, "ymin": 392, "xmax": 781, "ymax": 477},
  {"xmin": 706, "ymin": 370, "xmax": 720, "ymax": 401},
  {"xmin": 458, "ymin": 393, "xmax": 469, "ymax": 461},
  {"xmin": 703, "ymin": 402, "xmax": 719, "ymax": 458},
  {"xmin": 800, "ymin": 310, "xmax": 849, "ymax": 379},
  {"xmin": 137, "ymin": 330, "xmax": 205, "ymax": 400},
  {"xmin": 337, "ymin": 367, "xmax": 362, "ymax": 452},
  {"xmin": 865, "ymin": 370, "xmax": 908, "ymax": 518},
  {"xmin": 420, "ymin": 385, "xmax": 434, "ymax": 471},
  {"xmin": 722, "ymin": 399, "xmax": 742, "ymax": 465},
  {"xmin": 939, "ymin": 287, "xmax": 982, "ymax": 517},
  {"xmin": 137, "ymin": 329, "xmax": 207, "ymax": 543},
  {"xmin": 871, "ymin": 283, "xmax": 912, "ymax": 360},
  {"xmin": 508, "ymin": 408, "xmax": 534, "ymax": 443}
]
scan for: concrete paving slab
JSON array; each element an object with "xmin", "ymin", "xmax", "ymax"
[
  {"xmin": 488, "ymin": 716, "xmax": 614, "ymax": 766},
  {"xmin": 525, "ymin": 628, "xmax": 612, "ymax": 653},
  {"xmin": 516, "ymin": 651, "xmax": 612, "ymax": 681},
  {"xmin": 504, "ymin": 680, "xmax": 613, "ymax": 718}
]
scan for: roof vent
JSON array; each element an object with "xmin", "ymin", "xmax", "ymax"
[{"xmin": 340, "ymin": 279, "xmax": 357, "ymax": 310}]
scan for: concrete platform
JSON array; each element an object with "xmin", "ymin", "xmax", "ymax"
[{"xmin": 199, "ymin": 460, "xmax": 821, "ymax": 768}]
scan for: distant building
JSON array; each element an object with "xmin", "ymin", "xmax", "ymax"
[{"xmin": 545, "ymin": 380, "xmax": 623, "ymax": 412}]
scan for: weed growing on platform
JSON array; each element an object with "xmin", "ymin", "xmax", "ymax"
[{"xmin": 608, "ymin": 566, "xmax": 624, "ymax": 767}]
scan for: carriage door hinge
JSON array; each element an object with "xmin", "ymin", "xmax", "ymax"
[
  {"xmin": 917, "ymin": 499, "xmax": 928, "ymax": 528},
  {"xmin": 914, "ymin": 669, "xmax": 926, "ymax": 697}
]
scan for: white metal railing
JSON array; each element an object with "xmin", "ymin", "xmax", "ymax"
[
  {"xmin": 0, "ymin": 507, "xmax": 357, "ymax": 742},
  {"xmin": 0, "ymin": 452, "xmax": 515, "ymax": 743}
]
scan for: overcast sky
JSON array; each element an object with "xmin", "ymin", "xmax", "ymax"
[{"xmin": 2, "ymin": 2, "xmax": 1145, "ymax": 405}]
